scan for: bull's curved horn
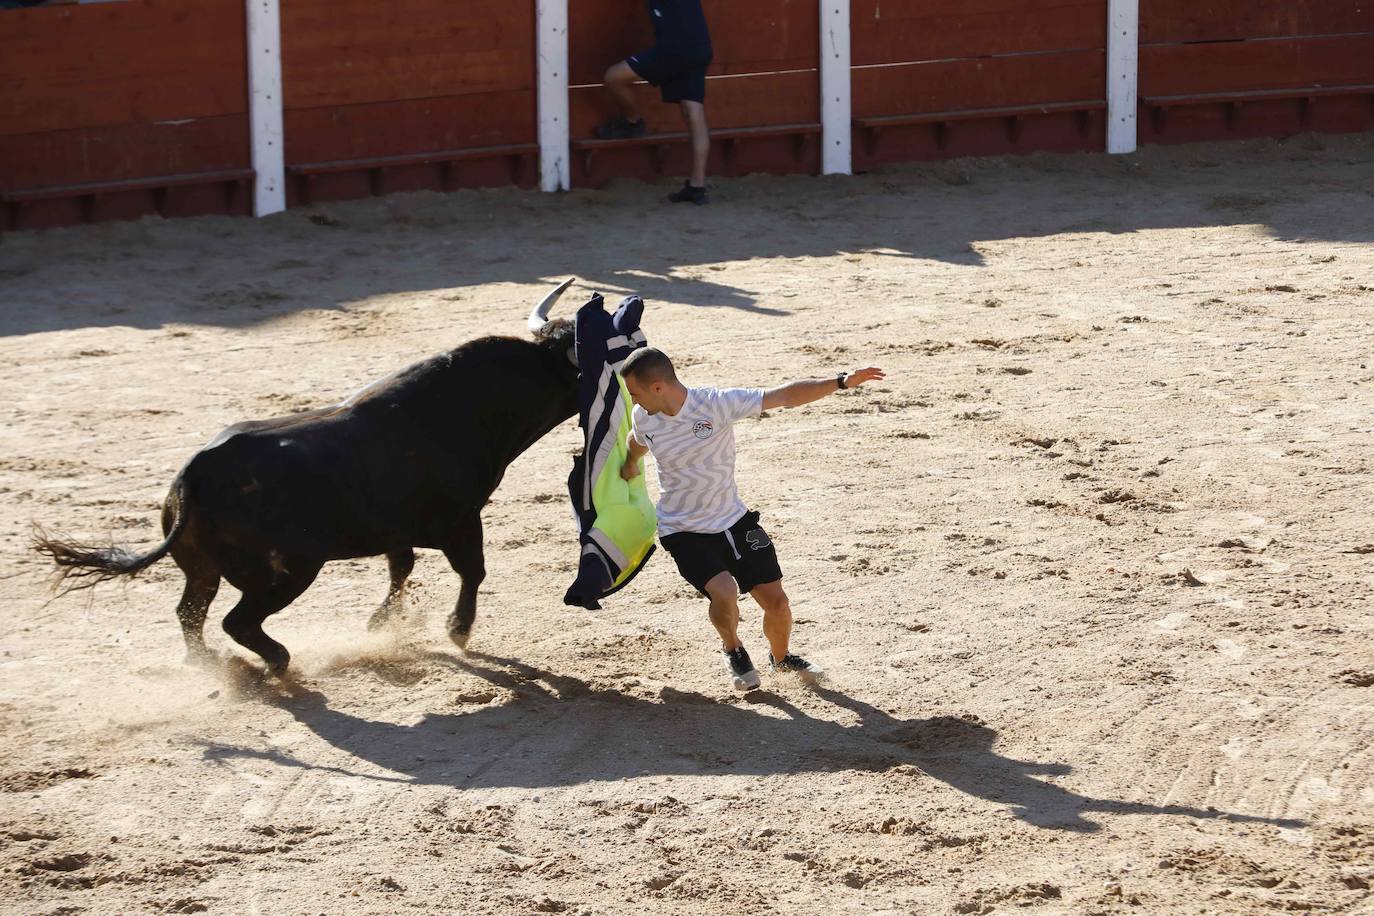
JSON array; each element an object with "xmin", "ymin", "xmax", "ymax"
[{"xmin": 528, "ymin": 277, "xmax": 575, "ymax": 332}]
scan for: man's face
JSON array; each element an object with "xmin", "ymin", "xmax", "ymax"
[{"xmin": 623, "ymin": 373, "xmax": 665, "ymax": 414}]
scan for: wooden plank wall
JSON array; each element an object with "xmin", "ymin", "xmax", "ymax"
[
  {"xmin": 850, "ymin": 0, "xmax": 1107, "ymax": 168},
  {"xmin": 0, "ymin": 0, "xmax": 250, "ymax": 228},
  {"xmin": 280, "ymin": 0, "xmax": 538, "ymax": 202},
  {"xmin": 568, "ymin": 0, "xmax": 820, "ymax": 186},
  {"xmin": 1139, "ymin": 1, "xmax": 1374, "ymax": 143},
  {"xmin": 5, "ymin": 1, "xmax": 1373, "ymax": 229}
]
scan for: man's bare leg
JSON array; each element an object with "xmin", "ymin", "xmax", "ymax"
[
  {"xmin": 680, "ymin": 100, "xmax": 709, "ymax": 187},
  {"xmin": 705, "ymin": 571, "xmax": 760, "ymax": 690},
  {"xmin": 603, "ymin": 61, "xmax": 643, "ymax": 123},
  {"xmin": 750, "ymin": 579, "xmax": 792, "ymax": 662},
  {"xmin": 703, "ymin": 571, "xmax": 743, "ymax": 650},
  {"xmin": 752, "ymin": 578, "xmax": 824, "ymax": 683}
]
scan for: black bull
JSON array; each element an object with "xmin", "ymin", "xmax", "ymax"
[{"xmin": 33, "ymin": 295, "xmax": 580, "ymax": 674}]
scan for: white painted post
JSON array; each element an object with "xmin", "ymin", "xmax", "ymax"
[
  {"xmin": 820, "ymin": 0, "xmax": 852, "ymax": 174},
  {"xmin": 1106, "ymin": 0, "xmax": 1138, "ymax": 154},
  {"xmin": 245, "ymin": 0, "xmax": 286, "ymax": 215},
  {"xmin": 537, "ymin": 0, "xmax": 571, "ymax": 191}
]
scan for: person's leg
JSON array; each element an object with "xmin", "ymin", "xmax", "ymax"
[
  {"xmin": 703, "ymin": 571, "xmax": 744, "ymax": 650},
  {"xmin": 704, "ymin": 571, "xmax": 760, "ymax": 690},
  {"xmin": 602, "ymin": 60, "xmax": 643, "ymax": 123},
  {"xmin": 749, "ymin": 579, "xmax": 792, "ymax": 663},
  {"xmin": 679, "ymin": 100, "xmax": 709, "ymax": 188}
]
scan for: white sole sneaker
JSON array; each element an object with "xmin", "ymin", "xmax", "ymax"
[
  {"xmin": 724, "ymin": 648, "xmax": 761, "ymax": 691},
  {"xmin": 732, "ymin": 668, "xmax": 761, "ymax": 691},
  {"xmin": 771, "ymin": 654, "xmax": 826, "ymax": 686}
]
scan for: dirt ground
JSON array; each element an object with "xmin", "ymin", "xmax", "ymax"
[{"xmin": 1, "ymin": 134, "xmax": 1372, "ymax": 915}]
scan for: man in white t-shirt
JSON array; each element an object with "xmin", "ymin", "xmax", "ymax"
[{"xmin": 619, "ymin": 347, "xmax": 885, "ymax": 690}]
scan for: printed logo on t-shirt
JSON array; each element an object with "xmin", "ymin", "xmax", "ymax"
[{"xmin": 692, "ymin": 419, "xmax": 713, "ymax": 440}]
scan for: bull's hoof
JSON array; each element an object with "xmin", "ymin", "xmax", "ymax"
[
  {"xmin": 450, "ymin": 629, "xmax": 472, "ymax": 651},
  {"xmin": 266, "ymin": 651, "xmax": 291, "ymax": 676},
  {"xmin": 183, "ymin": 646, "xmax": 217, "ymax": 668},
  {"xmin": 366, "ymin": 607, "xmax": 394, "ymax": 631}
]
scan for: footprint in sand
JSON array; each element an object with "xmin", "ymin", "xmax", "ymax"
[{"xmin": 1215, "ymin": 639, "xmax": 1247, "ymax": 660}]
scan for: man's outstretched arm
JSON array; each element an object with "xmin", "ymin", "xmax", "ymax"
[{"xmin": 762, "ymin": 367, "xmax": 885, "ymax": 410}]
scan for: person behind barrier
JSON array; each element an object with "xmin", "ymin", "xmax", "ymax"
[{"xmin": 596, "ymin": 0, "xmax": 714, "ymax": 205}]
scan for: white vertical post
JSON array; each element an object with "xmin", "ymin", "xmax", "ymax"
[
  {"xmin": 245, "ymin": 0, "xmax": 286, "ymax": 215},
  {"xmin": 1106, "ymin": 0, "xmax": 1138, "ymax": 154},
  {"xmin": 820, "ymin": 0, "xmax": 852, "ymax": 174},
  {"xmin": 537, "ymin": 0, "xmax": 570, "ymax": 191}
]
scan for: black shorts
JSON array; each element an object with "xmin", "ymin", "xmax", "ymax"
[
  {"xmin": 660, "ymin": 510, "xmax": 782, "ymax": 596},
  {"xmin": 627, "ymin": 46, "xmax": 711, "ymax": 104}
]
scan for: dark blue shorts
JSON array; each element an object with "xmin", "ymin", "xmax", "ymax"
[{"xmin": 628, "ymin": 46, "xmax": 712, "ymax": 104}]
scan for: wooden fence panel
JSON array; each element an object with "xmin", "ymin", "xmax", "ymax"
[
  {"xmin": 279, "ymin": 0, "xmax": 538, "ymax": 197},
  {"xmin": 0, "ymin": 0, "xmax": 250, "ymax": 227},
  {"xmin": 852, "ymin": 0, "xmax": 1105, "ymax": 66},
  {"xmin": 1141, "ymin": 1, "xmax": 1373, "ymax": 44},
  {"xmin": 851, "ymin": 0, "xmax": 1106, "ymax": 168}
]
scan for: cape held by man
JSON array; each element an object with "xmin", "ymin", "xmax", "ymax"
[{"xmin": 562, "ymin": 292, "xmax": 657, "ymax": 610}]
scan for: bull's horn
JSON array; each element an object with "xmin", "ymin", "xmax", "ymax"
[{"xmin": 528, "ymin": 277, "xmax": 575, "ymax": 332}]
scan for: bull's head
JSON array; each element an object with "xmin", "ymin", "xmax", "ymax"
[{"xmin": 529, "ymin": 278, "xmax": 579, "ymax": 368}]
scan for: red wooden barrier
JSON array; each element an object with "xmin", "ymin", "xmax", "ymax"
[
  {"xmin": 279, "ymin": 0, "xmax": 539, "ymax": 203},
  {"xmin": 849, "ymin": 0, "xmax": 1107, "ymax": 168},
  {"xmin": 1139, "ymin": 1, "xmax": 1374, "ymax": 143},
  {"xmin": 1140, "ymin": 2, "xmax": 1373, "ymax": 44},
  {"xmin": 0, "ymin": 0, "xmax": 251, "ymax": 230},
  {"xmin": 4, "ymin": 0, "xmax": 1373, "ymax": 230}
]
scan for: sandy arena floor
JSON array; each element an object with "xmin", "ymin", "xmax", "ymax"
[{"xmin": 1, "ymin": 135, "xmax": 1372, "ymax": 915}]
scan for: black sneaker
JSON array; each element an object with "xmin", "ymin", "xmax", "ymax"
[
  {"xmin": 723, "ymin": 646, "xmax": 761, "ymax": 691},
  {"xmin": 667, "ymin": 180, "xmax": 708, "ymax": 205},
  {"xmin": 593, "ymin": 117, "xmax": 647, "ymax": 140},
  {"xmin": 770, "ymin": 653, "xmax": 826, "ymax": 685}
]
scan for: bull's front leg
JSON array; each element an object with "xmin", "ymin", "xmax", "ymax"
[
  {"xmin": 442, "ymin": 514, "xmax": 486, "ymax": 650},
  {"xmin": 367, "ymin": 548, "xmax": 417, "ymax": 631}
]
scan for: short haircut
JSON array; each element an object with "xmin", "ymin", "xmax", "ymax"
[{"xmin": 621, "ymin": 347, "xmax": 677, "ymax": 385}]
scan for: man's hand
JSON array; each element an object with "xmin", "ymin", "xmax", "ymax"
[
  {"xmin": 842, "ymin": 367, "xmax": 885, "ymax": 389},
  {"xmin": 762, "ymin": 366, "xmax": 889, "ymax": 410},
  {"xmin": 621, "ymin": 438, "xmax": 649, "ymax": 481}
]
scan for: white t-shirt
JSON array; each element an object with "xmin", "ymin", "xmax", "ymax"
[{"xmin": 630, "ymin": 386, "xmax": 765, "ymax": 535}]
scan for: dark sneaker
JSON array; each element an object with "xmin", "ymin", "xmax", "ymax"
[
  {"xmin": 724, "ymin": 646, "xmax": 761, "ymax": 691},
  {"xmin": 667, "ymin": 181, "xmax": 708, "ymax": 205},
  {"xmin": 594, "ymin": 117, "xmax": 647, "ymax": 140},
  {"xmin": 770, "ymin": 653, "xmax": 826, "ymax": 685}
]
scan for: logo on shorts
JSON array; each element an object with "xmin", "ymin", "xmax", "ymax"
[
  {"xmin": 692, "ymin": 420, "xmax": 713, "ymax": 439},
  {"xmin": 746, "ymin": 529, "xmax": 771, "ymax": 550}
]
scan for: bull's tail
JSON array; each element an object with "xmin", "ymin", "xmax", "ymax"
[{"xmin": 32, "ymin": 478, "xmax": 187, "ymax": 593}]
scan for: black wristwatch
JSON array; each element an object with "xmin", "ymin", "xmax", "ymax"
[{"xmin": 836, "ymin": 372, "xmax": 848, "ymax": 390}]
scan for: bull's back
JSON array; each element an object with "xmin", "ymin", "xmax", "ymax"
[{"xmin": 182, "ymin": 408, "xmax": 475, "ymax": 559}]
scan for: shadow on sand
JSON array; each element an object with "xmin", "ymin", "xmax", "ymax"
[
  {"xmin": 2, "ymin": 136, "xmax": 1370, "ymax": 336},
  {"xmin": 201, "ymin": 651, "xmax": 1306, "ymax": 834}
]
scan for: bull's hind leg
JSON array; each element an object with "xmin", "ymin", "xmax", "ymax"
[
  {"xmin": 174, "ymin": 572, "xmax": 220, "ymax": 666},
  {"xmin": 367, "ymin": 548, "xmax": 416, "ymax": 631},
  {"xmin": 221, "ymin": 561, "xmax": 322, "ymax": 674},
  {"xmin": 166, "ymin": 500, "xmax": 221, "ymax": 665},
  {"xmin": 442, "ymin": 517, "xmax": 486, "ymax": 650}
]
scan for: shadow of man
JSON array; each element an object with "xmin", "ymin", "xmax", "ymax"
[{"xmin": 203, "ymin": 650, "xmax": 1304, "ymax": 834}]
